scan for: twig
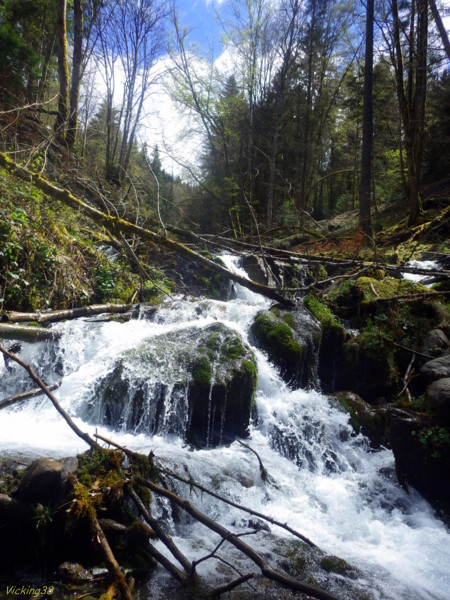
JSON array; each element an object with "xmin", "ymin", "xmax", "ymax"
[
  {"xmin": 212, "ymin": 573, "xmax": 254, "ymax": 598},
  {"xmin": 237, "ymin": 440, "xmax": 271, "ymax": 483},
  {"xmin": 87, "ymin": 510, "xmax": 134, "ymax": 600},
  {"xmin": 382, "ymin": 337, "xmax": 434, "ymax": 360},
  {"xmin": 399, "ymin": 355, "xmax": 415, "ymax": 402}
]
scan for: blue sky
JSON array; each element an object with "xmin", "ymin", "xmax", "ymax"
[{"xmin": 175, "ymin": 0, "xmax": 224, "ymax": 54}]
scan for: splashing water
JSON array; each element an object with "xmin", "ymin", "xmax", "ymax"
[{"xmin": 0, "ymin": 256, "xmax": 449, "ymax": 599}]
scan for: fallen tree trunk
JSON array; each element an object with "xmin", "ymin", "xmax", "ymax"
[
  {"xmin": 2, "ymin": 303, "xmax": 135, "ymax": 324},
  {"xmin": 0, "ymin": 153, "xmax": 294, "ymax": 307},
  {"xmin": 0, "ymin": 323, "xmax": 60, "ymax": 341}
]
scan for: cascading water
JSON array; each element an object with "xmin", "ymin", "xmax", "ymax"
[{"xmin": 0, "ymin": 255, "xmax": 449, "ymax": 599}]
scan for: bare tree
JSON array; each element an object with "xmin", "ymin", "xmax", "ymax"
[{"xmin": 95, "ymin": 0, "xmax": 167, "ymax": 183}]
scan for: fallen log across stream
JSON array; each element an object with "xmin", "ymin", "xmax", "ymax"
[
  {"xmin": 0, "ymin": 153, "xmax": 294, "ymax": 307},
  {"xmin": 0, "ymin": 343, "xmax": 342, "ymax": 600},
  {"xmin": 1, "ymin": 303, "xmax": 137, "ymax": 324}
]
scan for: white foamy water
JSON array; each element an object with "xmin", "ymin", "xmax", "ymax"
[{"xmin": 0, "ymin": 256, "xmax": 449, "ymax": 599}]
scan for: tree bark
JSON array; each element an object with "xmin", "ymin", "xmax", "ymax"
[
  {"xmin": 67, "ymin": 0, "xmax": 83, "ymax": 148},
  {"xmin": 0, "ymin": 323, "xmax": 59, "ymax": 342},
  {"xmin": 2, "ymin": 303, "xmax": 136, "ymax": 324},
  {"xmin": 429, "ymin": 0, "xmax": 450, "ymax": 60},
  {"xmin": 359, "ymin": 0, "xmax": 374, "ymax": 237},
  {"xmin": 54, "ymin": 0, "xmax": 69, "ymax": 142}
]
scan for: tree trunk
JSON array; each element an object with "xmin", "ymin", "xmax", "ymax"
[
  {"xmin": 359, "ymin": 0, "xmax": 374, "ymax": 237},
  {"xmin": 390, "ymin": 0, "xmax": 428, "ymax": 227},
  {"xmin": 429, "ymin": 0, "xmax": 450, "ymax": 60},
  {"xmin": 54, "ymin": 0, "xmax": 69, "ymax": 142},
  {"xmin": 67, "ymin": 0, "xmax": 83, "ymax": 149}
]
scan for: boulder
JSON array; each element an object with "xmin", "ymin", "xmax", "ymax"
[
  {"xmin": 337, "ymin": 333, "xmax": 396, "ymax": 404},
  {"xmin": 13, "ymin": 457, "xmax": 77, "ymax": 503},
  {"xmin": 427, "ymin": 378, "xmax": 450, "ymax": 424},
  {"xmin": 420, "ymin": 355, "xmax": 450, "ymax": 381},
  {"xmin": 334, "ymin": 392, "xmax": 387, "ymax": 447},
  {"xmin": 387, "ymin": 407, "xmax": 450, "ymax": 504},
  {"xmin": 422, "ymin": 329, "xmax": 450, "ymax": 357},
  {"xmin": 303, "ymin": 296, "xmax": 346, "ymax": 392},
  {"xmin": 249, "ymin": 307, "xmax": 321, "ymax": 389},
  {"xmin": 85, "ymin": 323, "xmax": 257, "ymax": 448}
]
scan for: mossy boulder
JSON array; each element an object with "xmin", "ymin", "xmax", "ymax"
[
  {"xmin": 325, "ymin": 275, "xmax": 429, "ymax": 322},
  {"xmin": 303, "ymin": 295, "xmax": 346, "ymax": 392},
  {"xmin": 249, "ymin": 306, "xmax": 320, "ymax": 388},
  {"xmin": 337, "ymin": 330, "xmax": 397, "ymax": 403},
  {"xmin": 334, "ymin": 392, "xmax": 388, "ymax": 447},
  {"xmin": 85, "ymin": 323, "xmax": 257, "ymax": 448}
]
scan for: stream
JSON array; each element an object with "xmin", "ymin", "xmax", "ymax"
[{"xmin": 0, "ymin": 256, "xmax": 449, "ymax": 599}]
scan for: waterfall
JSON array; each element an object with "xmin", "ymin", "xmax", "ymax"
[{"xmin": 0, "ymin": 255, "xmax": 449, "ymax": 600}]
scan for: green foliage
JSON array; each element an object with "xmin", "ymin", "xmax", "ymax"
[
  {"xmin": 93, "ymin": 264, "xmax": 117, "ymax": 301},
  {"xmin": 0, "ymin": 23, "xmax": 40, "ymax": 95},
  {"xmin": 411, "ymin": 426, "xmax": 450, "ymax": 460}
]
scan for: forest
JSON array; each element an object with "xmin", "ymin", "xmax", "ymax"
[
  {"xmin": 0, "ymin": 0, "xmax": 448, "ymax": 239},
  {"xmin": 0, "ymin": 1, "xmax": 450, "ymax": 600}
]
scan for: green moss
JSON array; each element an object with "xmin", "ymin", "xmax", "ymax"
[
  {"xmin": 320, "ymin": 555, "xmax": 352, "ymax": 575},
  {"xmin": 222, "ymin": 338, "xmax": 246, "ymax": 361},
  {"xmin": 192, "ymin": 355, "xmax": 212, "ymax": 386},
  {"xmin": 282, "ymin": 313, "xmax": 295, "ymax": 329},
  {"xmin": 76, "ymin": 448, "xmax": 124, "ymax": 488},
  {"xmin": 304, "ymin": 295, "xmax": 345, "ymax": 342},
  {"xmin": 253, "ymin": 314, "xmax": 302, "ymax": 358},
  {"xmin": 241, "ymin": 359, "xmax": 258, "ymax": 406}
]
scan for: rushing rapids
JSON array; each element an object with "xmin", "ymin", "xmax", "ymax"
[{"xmin": 0, "ymin": 256, "xmax": 449, "ymax": 599}]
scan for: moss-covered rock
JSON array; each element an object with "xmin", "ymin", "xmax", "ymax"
[
  {"xmin": 334, "ymin": 392, "xmax": 388, "ymax": 447},
  {"xmin": 303, "ymin": 295, "xmax": 346, "ymax": 392},
  {"xmin": 325, "ymin": 275, "xmax": 430, "ymax": 321},
  {"xmin": 250, "ymin": 306, "xmax": 320, "ymax": 389},
  {"xmin": 85, "ymin": 323, "xmax": 257, "ymax": 448},
  {"xmin": 338, "ymin": 330, "xmax": 397, "ymax": 403}
]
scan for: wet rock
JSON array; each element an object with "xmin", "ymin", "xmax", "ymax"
[
  {"xmin": 387, "ymin": 407, "xmax": 450, "ymax": 504},
  {"xmin": 337, "ymin": 333, "xmax": 396, "ymax": 404},
  {"xmin": 303, "ymin": 296, "xmax": 346, "ymax": 392},
  {"xmin": 427, "ymin": 378, "xmax": 450, "ymax": 424},
  {"xmin": 250, "ymin": 306, "xmax": 321, "ymax": 389},
  {"xmin": 86, "ymin": 323, "xmax": 257, "ymax": 448},
  {"xmin": 57, "ymin": 562, "xmax": 95, "ymax": 583},
  {"xmin": 423, "ymin": 329, "xmax": 450, "ymax": 357},
  {"xmin": 334, "ymin": 392, "xmax": 387, "ymax": 447},
  {"xmin": 13, "ymin": 457, "xmax": 71, "ymax": 503},
  {"xmin": 240, "ymin": 254, "xmax": 268, "ymax": 285},
  {"xmin": 420, "ymin": 355, "xmax": 450, "ymax": 381}
]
